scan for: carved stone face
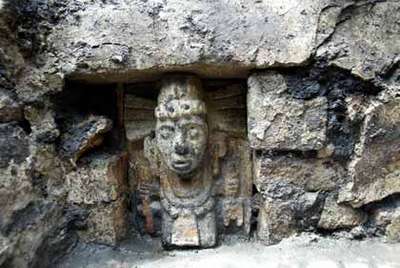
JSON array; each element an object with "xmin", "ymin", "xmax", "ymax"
[{"xmin": 156, "ymin": 115, "xmax": 208, "ymax": 176}]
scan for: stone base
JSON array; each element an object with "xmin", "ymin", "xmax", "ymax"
[{"xmin": 162, "ymin": 211, "xmax": 216, "ymax": 249}]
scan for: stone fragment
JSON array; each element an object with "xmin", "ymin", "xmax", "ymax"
[
  {"xmin": 254, "ymin": 153, "xmax": 345, "ymax": 193},
  {"xmin": 318, "ymin": 195, "xmax": 366, "ymax": 230},
  {"xmin": 386, "ymin": 216, "xmax": 400, "ymax": 242},
  {"xmin": 345, "ymin": 95, "xmax": 369, "ymax": 123},
  {"xmin": 247, "ymin": 71, "xmax": 327, "ymax": 151},
  {"xmin": 339, "ymin": 95, "xmax": 400, "ymax": 207},
  {"xmin": 66, "ymin": 152, "xmax": 128, "ymax": 205},
  {"xmin": 60, "ymin": 115, "xmax": 113, "ymax": 163},
  {"xmin": 0, "ymin": 89, "xmax": 22, "ymax": 123}
]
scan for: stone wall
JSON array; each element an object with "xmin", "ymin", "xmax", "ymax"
[{"xmin": 0, "ymin": 0, "xmax": 399, "ymax": 267}]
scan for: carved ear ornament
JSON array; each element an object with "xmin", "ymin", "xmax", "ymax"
[{"xmin": 155, "ymin": 100, "xmax": 207, "ymax": 119}]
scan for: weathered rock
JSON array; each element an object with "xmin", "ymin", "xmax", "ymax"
[
  {"xmin": 78, "ymin": 200, "xmax": 128, "ymax": 246},
  {"xmin": 254, "ymin": 153, "xmax": 344, "ymax": 193},
  {"xmin": 24, "ymin": 104, "xmax": 60, "ymax": 144},
  {"xmin": 257, "ymin": 199, "xmax": 296, "ymax": 245},
  {"xmin": 318, "ymin": 195, "xmax": 366, "ymax": 230},
  {"xmin": 0, "ymin": 234, "xmax": 13, "ymax": 266},
  {"xmin": 339, "ymin": 94, "xmax": 400, "ymax": 207},
  {"xmin": 60, "ymin": 115, "xmax": 112, "ymax": 163},
  {"xmin": 386, "ymin": 216, "xmax": 400, "ymax": 242},
  {"xmin": 66, "ymin": 152, "xmax": 129, "ymax": 246},
  {"xmin": 66, "ymin": 152, "xmax": 128, "ymax": 205},
  {"xmin": 0, "ymin": 89, "xmax": 22, "ymax": 123},
  {"xmin": 317, "ymin": 1, "xmax": 400, "ymax": 85},
  {"xmin": 257, "ymin": 192, "xmax": 321, "ymax": 244},
  {"xmin": 48, "ymin": 0, "xmax": 334, "ymax": 83},
  {"xmin": 0, "ymin": 123, "xmax": 29, "ymax": 169},
  {"xmin": 247, "ymin": 71, "xmax": 327, "ymax": 151},
  {"xmin": 257, "ymin": 189, "xmax": 322, "ymax": 245}
]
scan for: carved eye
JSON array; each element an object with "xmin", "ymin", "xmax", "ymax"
[
  {"xmin": 159, "ymin": 126, "xmax": 174, "ymax": 139},
  {"xmin": 187, "ymin": 126, "xmax": 200, "ymax": 140}
]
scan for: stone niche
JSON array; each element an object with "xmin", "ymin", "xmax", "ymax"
[
  {"xmin": 125, "ymin": 75, "xmax": 252, "ymax": 248},
  {"xmin": 59, "ymin": 67, "xmax": 382, "ymax": 248},
  {"xmin": 59, "ymin": 75, "xmax": 252, "ymax": 248}
]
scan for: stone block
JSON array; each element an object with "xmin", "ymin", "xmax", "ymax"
[
  {"xmin": 257, "ymin": 191, "xmax": 321, "ymax": 245},
  {"xmin": 254, "ymin": 153, "xmax": 345, "ymax": 193},
  {"xmin": 318, "ymin": 195, "xmax": 366, "ymax": 230},
  {"xmin": 66, "ymin": 152, "xmax": 128, "ymax": 205},
  {"xmin": 257, "ymin": 199, "xmax": 296, "ymax": 244},
  {"xmin": 248, "ymin": 71, "xmax": 327, "ymax": 151},
  {"xmin": 49, "ymin": 0, "xmax": 328, "ymax": 82},
  {"xmin": 79, "ymin": 199, "xmax": 128, "ymax": 246},
  {"xmin": 339, "ymin": 95, "xmax": 400, "ymax": 207}
]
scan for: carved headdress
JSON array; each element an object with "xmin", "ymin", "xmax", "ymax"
[{"xmin": 155, "ymin": 76, "xmax": 206, "ymax": 120}]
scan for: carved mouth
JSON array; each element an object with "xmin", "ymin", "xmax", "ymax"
[{"xmin": 172, "ymin": 160, "xmax": 192, "ymax": 172}]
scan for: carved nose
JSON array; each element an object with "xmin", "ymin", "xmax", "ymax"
[{"xmin": 175, "ymin": 144, "xmax": 189, "ymax": 155}]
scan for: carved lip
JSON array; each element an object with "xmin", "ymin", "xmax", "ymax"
[{"xmin": 172, "ymin": 160, "xmax": 192, "ymax": 171}]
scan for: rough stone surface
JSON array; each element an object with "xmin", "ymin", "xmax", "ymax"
[
  {"xmin": 0, "ymin": 89, "xmax": 22, "ymax": 123},
  {"xmin": 1, "ymin": 0, "xmax": 400, "ymax": 266},
  {"xmin": 66, "ymin": 153, "xmax": 128, "ymax": 205},
  {"xmin": 257, "ymin": 190, "xmax": 322, "ymax": 245},
  {"xmin": 60, "ymin": 115, "xmax": 113, "ymax": 163},
  {"xmin": 254, "ymin": 153, "xmax": 346, "ymax": 193},
  {"xmin": 247, "ymin": 71, "xmax": 328, "ymax": 151},
  {"xmin": 66, "ymin": 152, "xmax": 129, "ymax": 246},
  {"xmin": 317, "ymin": 1, "xmax": 400, "ymax": 85},
  {"xmin": 48, "ymin": 0, "xmax": 330, "ymax": 83},
  {"xmin": 339, "ymin": 94, "xmax": 400, "ymax": 207},
  {"xmin": 318, "ymin": 195, "xmax": 366, "ymax": 231},
  {"xmin": 386, "ymin": 216, "xmax": 400, "ymax": 242},
  {"xmin": 78, "ymin": 200, "xmax": 128, "ymax": 246}
]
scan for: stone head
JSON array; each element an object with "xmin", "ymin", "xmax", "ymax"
[{"xmin": 155, "ymin": 76, "xmax": 208, "ymax": 177}]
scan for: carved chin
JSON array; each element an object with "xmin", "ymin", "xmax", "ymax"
[{"xmin": 171, "ymin": 160, "xmax": 194, "ymax": 174}]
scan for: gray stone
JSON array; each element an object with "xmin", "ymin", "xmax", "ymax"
[
  {"xmin": 78, "ymin": 200, "xmax": 128, "ymax": 246},
  {"xmin": 257, "ymin": 191, "xmax": 321, "ymax": 245},
  {"xmin": 66, "ymin": 152, "xmax": 128, "ymax": 205},
  {"xmin": 257, "ymin": 199, "xmax": 296, "ymax": 245},
  {"xmin": 0, "ymin": 123, "xmax": 29, "ymax": 169},
  {"xmin": 66, "ymin": 152, "xmax": 129, "ymax": 246},
  {"xmin": 0, "ymin": 234, "xmax": 13, "ymax": 266},
  {"xmin": 254, "ymin": 154, "xmax": 345, "ymax": 193},
  {"xmin": 317, "ymin": 1, "xmax": 400, "ymax": 86},
  {"xmin": 48, "ymin": 0, "xmax": 332, "ymax": 83},
  {"xmin": 318, "ymin": 195, "xmax": 366, "ymax": 231},
  {"xmin": 0, "ymin": 89, "xmax": 22, "ymax": 123},
  {"xmin": 386, "ymin": 216, "xmax": 400, "ymax": 242},
  {"xmin": 339, "ymin": 94, "xmax": 400, "ymax": 207},
  {"xmin": 247, "ymin": 71, "xmax": 328, "ymax": 151}
]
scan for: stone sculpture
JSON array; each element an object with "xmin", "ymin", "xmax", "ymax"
[
  {"xmin": 147, "ymin": 75, "xmax": 216, "ymax": 248},
  {"xmin": 125, "ymin": 75, "xmax": 252, "ymax": 248}
]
